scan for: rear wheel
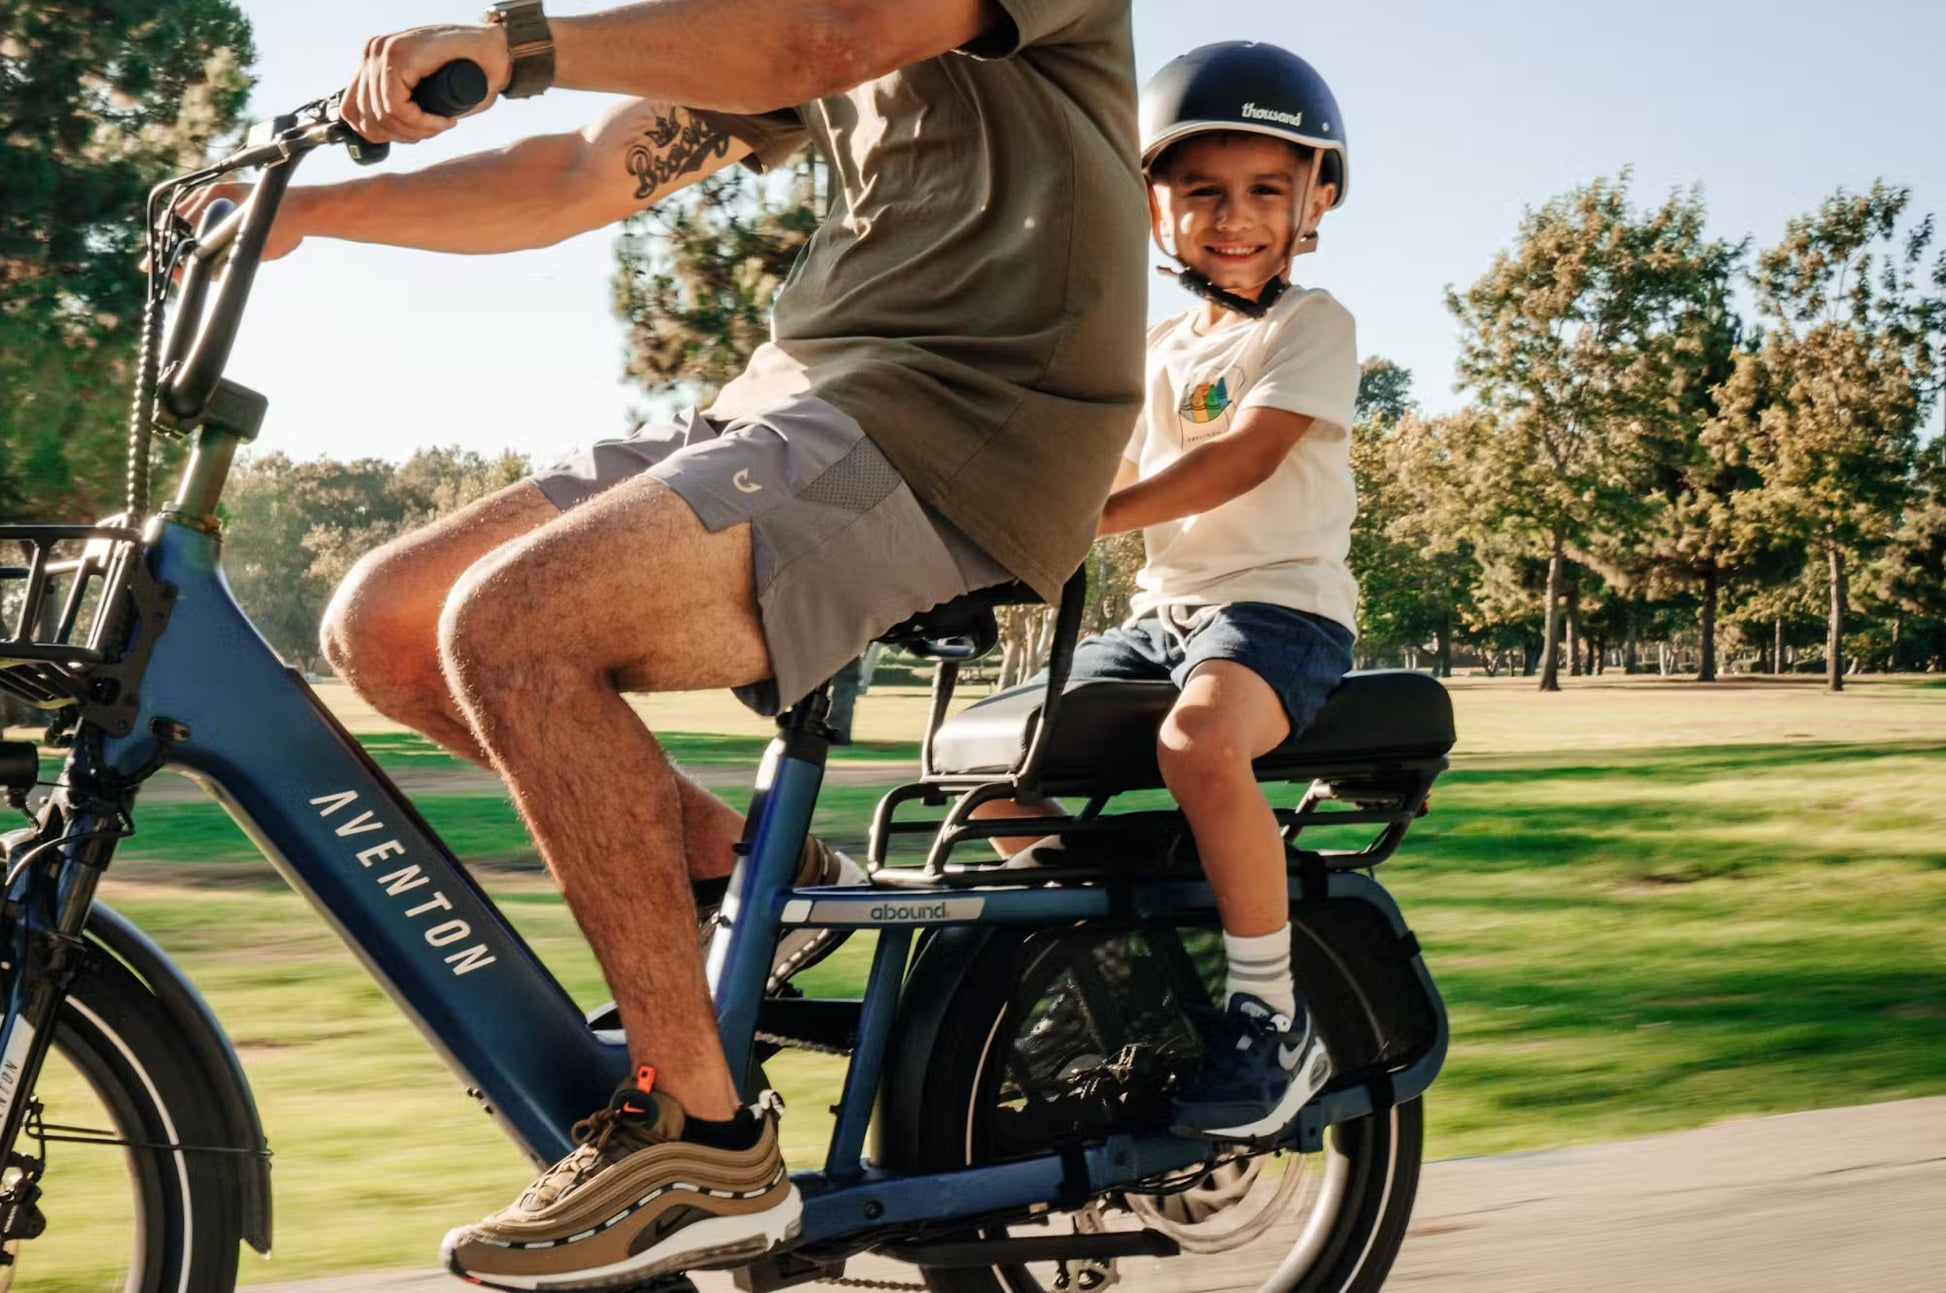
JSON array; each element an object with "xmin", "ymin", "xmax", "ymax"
[
  {"xmin": 895, "ymin": 925, "xmax": 1423, "ymax": 1293},
  {"xmin": 0, "ymin": 945, "xmax": 244, "ymax": 1292}
]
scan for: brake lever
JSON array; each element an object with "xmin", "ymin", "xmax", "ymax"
[{"xmin": 321, "ymin": 93, "xmax": 391, "ymax": 166}]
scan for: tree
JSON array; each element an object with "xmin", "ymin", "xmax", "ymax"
[
  {"xmin": 1869, "ymin": 441, "xmax": 1946, "ymax": 671},
  {"xmin": 0, "ymin": 2, "xmax": 255, "ymax": 521},
  {"xmin": 1591, "ymin": 238, "xmax": 1767, "ymax": 682},
  {"xmin": 613, "ymin": 156, "xmax": 822, "ymax": 408},
  {"xmin": 1447, "ymin": 175, "xmax": 1737, "ymax": 690},
  {"xmin": 220, "ymin": 448, "xmax": 529, "ymax": 670},
  {"xmin": 1733, "ymin": 182, "xmax": 1943, "ymax": 691},
  {"xmin": 1347, "ymin": 359, "xmax": 1478, "ymax": 675}
]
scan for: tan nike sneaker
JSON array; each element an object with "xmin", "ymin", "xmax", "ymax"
[
  {"xmin": 695, "ymin": 835, "xmax": 866, "ymax": 993},
  {"xmin": 442, "ymin": 1076, "xmax": 800, "ymax": 1291}
]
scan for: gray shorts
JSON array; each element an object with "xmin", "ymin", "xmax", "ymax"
[{"xmin": 531, "ymin": 395, "xmax": 1013, "ymax": 716}]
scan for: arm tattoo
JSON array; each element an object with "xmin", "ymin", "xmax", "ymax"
[{"xmin": 626, "ymin": 111, "xmax": 735, "ymax": 201}]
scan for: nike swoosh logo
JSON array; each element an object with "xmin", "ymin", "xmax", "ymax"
[
  {"xmin": 1278, "ymin": 1041, "xmax": 1304, "ymax": 1071},
  {"xmin": 733, "ymin": 469, "xmax": 763, "ymax": 494}
]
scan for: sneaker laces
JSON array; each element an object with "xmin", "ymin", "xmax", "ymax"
[{"xmin": 519, "ymin": 1086, "xmax": 669, "ymax": 1208}]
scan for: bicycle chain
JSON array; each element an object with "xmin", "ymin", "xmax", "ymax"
[
  {"xmin": 754, "ymin": 1030, "xmax": 850, "ymax": 1057},
  {"xmin": 821, "ymin": 1274, "xmax": 929, "ymax": 1291}
]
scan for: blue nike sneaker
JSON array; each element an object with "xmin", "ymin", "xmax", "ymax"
[{"xmin": 1173, "ymin": 993, "xmax": 1333, "ymax": 1140}]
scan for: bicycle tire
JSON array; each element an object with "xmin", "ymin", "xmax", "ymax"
[
  {"xmin": 3, "ymin": 943, "xmax": 246, "ymax": 1292},
  {"xmin": 884, "ymin": 925, "xmax": 1423, "ymax": 1293}
]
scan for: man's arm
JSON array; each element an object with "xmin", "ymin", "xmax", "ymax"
[
  {"xmin": 182, "ymin": 97, "xmax": 751, "ymax": 258},
  {"xmin": 344, "ymin": 1, "xmax": 1004, "ymax": 144},
  {"xmin": 1098, "ymin": 409, "xmax": 1315, "ymax": 537}
]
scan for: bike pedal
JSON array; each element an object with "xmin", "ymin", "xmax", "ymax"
[
  {"xmin": 621, "ymin": 1277, "xmax": 700, "ymax": 1293},
  {"xmin": 735, "ymin": 1250, "xmax": 847, "ymax": 1293}
]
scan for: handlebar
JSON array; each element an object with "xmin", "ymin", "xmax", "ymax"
[{"xmin": 156, "ymin": 60, "xmax": 487, "ymax": 425}]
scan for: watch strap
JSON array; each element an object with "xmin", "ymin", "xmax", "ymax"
[{"xmin": 486, "ymin": 0, "xmax": 554, "ymax": 99}]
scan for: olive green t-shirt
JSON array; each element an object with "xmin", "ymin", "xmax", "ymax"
[{"xmin": 703, "ymin": 0, "xmax": 1145, "ymax": 602}]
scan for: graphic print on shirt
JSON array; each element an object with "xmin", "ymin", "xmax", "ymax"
[{"xmin": 1178, "ymin": 365, "xmax": 1244, "ymax": 443}]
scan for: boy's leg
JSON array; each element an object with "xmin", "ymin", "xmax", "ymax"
[
  {"xmin": 1161, "ymin": 605, "xmax": 1352, "ymax": 1139},
  {"xmin": 1157, "ymin": 660, "xmax": 1292, "ymax": 938}
]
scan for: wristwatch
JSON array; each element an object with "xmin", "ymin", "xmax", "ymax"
[{"xmin": 485, "ymin": 0, "xmax": 554, "ymax": 99}]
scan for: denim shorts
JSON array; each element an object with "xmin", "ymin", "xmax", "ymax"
[{"xmin": 1068, "ymin": 603, "xmax": 1355, "ymax": 738}]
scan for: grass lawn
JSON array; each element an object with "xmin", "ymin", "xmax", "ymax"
[{"xmin": 12, "ymin": 673, "xmax": 1946, "ymax": 1283}]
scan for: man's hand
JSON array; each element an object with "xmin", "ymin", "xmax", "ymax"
[
  {"xmin": 174, "ymin": 183, "xmax": 308, "ymax": 263},
  {"xmin": 341, "ymin": 24, "xmax": 511, "ymax": 145}
]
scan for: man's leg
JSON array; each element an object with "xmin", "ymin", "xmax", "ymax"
[
  {"xmin": 319, "ymin": 480, "xmax": 746, "ymax": 883},
  {"xmin": 436, "ymin": 473, "xmax": 769, "ymax": 1120}
]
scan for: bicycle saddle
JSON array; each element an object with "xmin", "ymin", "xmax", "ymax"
[
  {"xmin": 928, "ymin": 669, "xmax": 1456, "ymax": 792},
  {"xmin": 875, "ymin": 581, "xmax": 1040, "ymax": 661}
]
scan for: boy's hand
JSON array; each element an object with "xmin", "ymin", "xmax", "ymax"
[
  {"xmin": 1100, "ymin": 409, "xmax": 1316, "ymax": 535},
  {"xmin": 341, "ymin": 24, "xmax": 510, "ymax": 145}
]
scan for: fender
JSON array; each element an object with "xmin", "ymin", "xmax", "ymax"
[
  {"xmin": 872, "ymin": 874, "xmax": 1448, "ymax": 1167},
  {"xmin": 871, "ymin": 924, "xmax": 1016, "ymax": 1167},
  {"xmin": 86, "ymin": 904, "xmax": 273, "ymax": 1255}
]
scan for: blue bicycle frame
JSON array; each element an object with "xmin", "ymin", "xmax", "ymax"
[{"xmin": 70, "ymin": 514, "xmax": 1444, "ymax": 1251}]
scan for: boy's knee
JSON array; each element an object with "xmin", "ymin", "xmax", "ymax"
[{"xmin": 1156, "ymin": 706, "xmax": 1252, "ymax": 791}]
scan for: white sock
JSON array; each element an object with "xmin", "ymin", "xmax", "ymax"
[{"xmin": 1223, "ymin": 927, "xmax": 1296, "ymax": 1020}]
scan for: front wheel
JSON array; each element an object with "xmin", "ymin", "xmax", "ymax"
[
  {"xmin": 0, "ymin": 944, "xmax": 245, "ymax": 1292},
  {"xmin": 890, "ymin": 926, "xmax": 1424, "ymax": 1293}
]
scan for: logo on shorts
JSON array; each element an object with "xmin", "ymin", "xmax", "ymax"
[
  {"xmin": 732, "ymin": 469, "xmax": 763, "ymax": 494},
  {"xmin": 1180, "ymin": 368, "xmax": 1241, "ymax": 428}
]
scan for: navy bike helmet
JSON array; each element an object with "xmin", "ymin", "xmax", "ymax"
[{"xmin": 1142, "ymin": 42, "xmax": 1350, "ymax": 316}]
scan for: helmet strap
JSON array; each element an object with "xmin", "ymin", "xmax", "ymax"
[
  {"xmin": 1285, "ymin": 149, "xmax": 1327, "ymax": 261},
  {"xmin": 1157, "ymin": 265, "xmax": 1288, "ymax": 320}
]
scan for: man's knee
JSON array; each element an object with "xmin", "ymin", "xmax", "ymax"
[
  {"xmin": 437, "ymin": 546, "xmax": 591, "ymax": 697},
  {"xmin": 321, "ymin": 544, "xmax": 421, "ymax": 680}
]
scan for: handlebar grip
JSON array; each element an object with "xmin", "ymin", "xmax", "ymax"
[
  {"xmin": 341, "ymin": 59, "xmax": 489, "ymax": 166},
  {"xmin": 410, "ymin": 59, "xmax": 489, "ymax": 118}
]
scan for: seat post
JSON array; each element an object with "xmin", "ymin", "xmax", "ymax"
[
  {"xmin": 919, "ymin": 658, "xmax": 960, "ymax": 779},
  {"xmin": 1013, "ymin": 567, "xmax": 1088, "ymax": 800}
]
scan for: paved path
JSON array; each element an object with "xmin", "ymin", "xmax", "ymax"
[{"xmin": 253, "ymin": 1097, "xmax": 1945, "ymax": 1293}]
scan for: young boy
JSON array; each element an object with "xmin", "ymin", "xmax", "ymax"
[{"xmin": 986, "ymin": 42, "xmax": 1359, "ymax": 1140}]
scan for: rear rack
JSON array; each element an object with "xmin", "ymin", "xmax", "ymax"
[
  {"xmin": 865, "ymin": 758, "xmax": 1444, "ymax": 889},
  {"xmin": 1, "ymin": 524, "xmax": 165, "ymax": 735}
]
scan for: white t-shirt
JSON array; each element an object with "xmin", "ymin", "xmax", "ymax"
[{"xmin": 1126, "ymin": 285, "xmax": 1361, "ymax": 631}]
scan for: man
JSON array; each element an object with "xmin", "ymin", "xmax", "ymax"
[{"xmin": 219, "ymin": 2, "xmax": 1143, "ymax": 1287}]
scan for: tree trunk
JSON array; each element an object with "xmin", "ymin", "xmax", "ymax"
[
  {"xmin": 1436, "ymin": 608, "xmax": 1453, "ymax": 679},
  {"xmin": 1030, "ymin": 608, "xmax": 1056, "ymax": 676},
  {"xmin": 1826, "ymin": 543, "xmax": 1846, "ymax": 694},
  {"xmin": 1538, "ymin": 532, "xmax": 1564, "ymax": 692},
  {"xmin": 1566, "ymin": 589, "xmax": 1582, "ymax": 678},
  {"xmin": 1697, "ymin": 563, "xmax": 1719, "ymax": 683},
  {"xmin": 1624, "ymin": 615, "xmax": 1638, "ymax": 674},
  {"xmin": 1657, "ymin": 640, "xmax": 1669, "ymax": 676},
  {"xmin": 1773, "ymin": 616, "xmax": 1785, "ymax": 676}
]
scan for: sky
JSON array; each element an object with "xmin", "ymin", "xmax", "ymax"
[{"xmin": 220, "ymin": 1, "xmax": 1946, "ymax": 467}]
